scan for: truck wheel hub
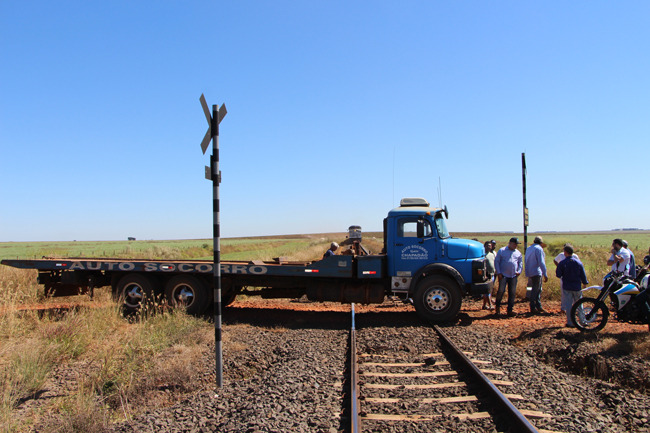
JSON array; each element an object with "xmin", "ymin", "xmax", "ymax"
[
  {"xmin": 175, "ymin": 286, "xmax": 194, "ymax": 304},
  {"xmin": 425, "ymin": 288, "xmax": 449, "ymax": 311},
  {"xmin": 125, "ymin": 284, "xmax": 143, "ymax": 306}
]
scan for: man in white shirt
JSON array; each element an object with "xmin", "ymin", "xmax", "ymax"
[{"xmin": 607, "ymin": 238, "xmax": 631, "ymax": 275}]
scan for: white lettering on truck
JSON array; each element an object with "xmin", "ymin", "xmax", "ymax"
[
  {"xmin": 62, "ymin": 261, "xmax": 268, "ymax": 275},
  {"xmin": 119, "ymin": 263, "xmax": 135, "ymax": 271}
]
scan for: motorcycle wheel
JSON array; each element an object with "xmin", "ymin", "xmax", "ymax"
[{"xmin": 571, "ymin": 297, "xmax": 609, "ymax": 332}]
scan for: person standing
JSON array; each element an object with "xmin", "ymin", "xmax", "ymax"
[
  {"xmin": 622, "ymin": 240, "xmax": 637, "ymax": 279},
  {"xmin": 525, "ymin": 236, "xmax": 549, "ymax": 314},
  {"xmin": 556, "ymin": 244, "xmax": 589, "ymax": 327},
  {"xmin": 494, "ymin": 237, "xmax": 523, "ymax": 317},
  {"xmin": 554, "ymin": 244, "xmax": 580, "ymax": 312},
  {"xmin": 481, "ymin": 240, "xmax": 497, "ymax": 310},
  {"xmin": 554, "ymin": 245, "xmax": 580, "ymax": 269},
  {"xmin": 607, "ymin": 239, "xmax": 631, "ymax": 275}
]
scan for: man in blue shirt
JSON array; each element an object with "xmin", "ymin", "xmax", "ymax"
[
  {"xmin": 494, "ymin": 237, "xmax": 523, "ymax": 317},
  {"xmin": 556, "ymin": 244, "xmax": 589, "ymax": 327},
  {"xmin": 323, "ymin": 242, "xmax": 339, "ymax": 259},
  {"xmin": 525, "ymin": 236, "xmax": 549, "ymax": 314}
]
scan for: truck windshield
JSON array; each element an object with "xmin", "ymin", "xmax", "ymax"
[{"xmin": 434, "ymin": 215, "xmax": 450, "ymax": 238}]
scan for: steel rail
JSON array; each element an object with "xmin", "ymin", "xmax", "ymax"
[
  {"xmin": 350, "ymin": 303, "xmax": 361, "ymax": 433},
  {"xmin": 434, "ymin": 325, "xmax": 538, "ymax": 433}
]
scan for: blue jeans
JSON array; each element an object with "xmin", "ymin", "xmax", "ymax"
[
  {"xmin": 528, "ymin": 275, "xmax": 543, "ymax": 311},
  {"xmin": 496, "ymin": 276, "xmax": 518, "ymax": 312}
]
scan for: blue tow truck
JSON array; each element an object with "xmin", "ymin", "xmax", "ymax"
[{"xmin": 1, "ymin": 198, "xmax": 491, "ymax": 323}]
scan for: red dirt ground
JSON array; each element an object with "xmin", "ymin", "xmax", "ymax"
[
  {"xmin": 8, "ymin": 296, "xmax": 647, "ymax": 338},
  {"xmin": 230, "ymin": 297, "xmax": 649, "ymax": 338}
]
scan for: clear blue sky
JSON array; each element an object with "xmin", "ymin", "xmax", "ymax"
[{"xmin": 1, "ymin": 1, "xmax": 649, "ymax": 242}]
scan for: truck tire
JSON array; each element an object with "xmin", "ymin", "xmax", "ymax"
[
  {"xmin": 165, "ymin": 275, "xmax": 209, "ymax": 315},
  {"xmin": 114, "ymin": 274, "xmax": 155, "ymax": 312},
  {"xmin": 222, "ymin": 290, "xmax": 237, "ymax": 307},
  {"xmin": 413, "ymin": 275, "xmax": 461, "ymax": 323}
]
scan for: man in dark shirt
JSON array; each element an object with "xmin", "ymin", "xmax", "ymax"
[
  {"xmin": 323, "ymin": 242, "xmax": 339, "ymax": 259},
  {"xmin": 556, "ymin": 244, "xmax": 589, "ymax": 327}
]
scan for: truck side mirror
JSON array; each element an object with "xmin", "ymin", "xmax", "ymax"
[{"xmin": 417, "ymin": 220, "xmax": 425, "ymax": 238}]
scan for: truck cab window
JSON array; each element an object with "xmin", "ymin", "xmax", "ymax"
[
  {"xmin": 434, "ymin": 215, "xmax": 450, "ymax": 238},
  {"xmin": 399, "ymin": 218, "xmax": 432, "ymax": 238}
]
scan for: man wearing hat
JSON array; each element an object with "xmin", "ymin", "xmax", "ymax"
[
  {"xmin": 525, "ymin": 236, "xmax": 549, "ymax": 314},
  {"xmin": 494, "ymin": 237, "xmax": 523, "ymax": 317}
]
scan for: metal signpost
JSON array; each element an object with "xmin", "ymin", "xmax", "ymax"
[
  {"xmin": 199, "ymin": 94, "xmax": 227, "ymax": 387},
  {"xmin": 522, "ymin": 153, "xmax": 528, "ymax": 250}
]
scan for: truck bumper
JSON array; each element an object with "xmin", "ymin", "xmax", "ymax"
[{"xmin": 468, "ymin": 280, "xmax": 492, "ymax": 296}]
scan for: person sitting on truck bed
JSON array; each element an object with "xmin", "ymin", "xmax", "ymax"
[{"xmin": 323, "ymin": 242, "xmax": 339, "ymax": 259}]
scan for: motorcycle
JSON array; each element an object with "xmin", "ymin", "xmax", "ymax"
[{"xmin": 570, "ymin": 271, "xmax": 650, "ymax": 332}]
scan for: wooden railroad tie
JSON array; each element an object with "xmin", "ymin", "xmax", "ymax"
[
  {"xmin": 360, "ymin": 368, "xmax": 504, "ymax": 378},
  {"xmin": 361, "ymin": 359, "xmax": 489, "ymax": 367}
]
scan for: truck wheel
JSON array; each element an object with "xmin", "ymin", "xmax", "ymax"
[
  {"xmin": 413, "ymin": 275, "xmax": 461, "ymax": 323},
  {"xmin": 115, "ymin": 274, "xmax": 155, "ymax": 312},
  {"xmin": 222, "ymin": 290, "xmax": 237, "ymax": 307},
  {"xmin": 165, "ymin": 275, "xmax": 209, "ymax": 315}
]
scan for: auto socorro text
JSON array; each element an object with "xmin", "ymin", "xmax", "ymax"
[{"xmin": 63, "ymin": 261, "xmax": 269, "ymax": 275}]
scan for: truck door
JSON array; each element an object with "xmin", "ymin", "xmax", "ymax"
[{"xmin": 390, "ymin": 216, "xmax": 437, "ymax": 278}]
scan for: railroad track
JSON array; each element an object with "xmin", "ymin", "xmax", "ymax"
[{"xmin": 344, "ymin": 304, "xmax": 562, "ymax": 433}]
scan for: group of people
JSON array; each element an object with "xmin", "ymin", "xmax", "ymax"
[
  {"xmin": 481, "ymin": 236, "xmax": 646, "ymax": 327},
  {"xmin": 480, "ymin": 236, "xmax": 554, "ymax": 318}
]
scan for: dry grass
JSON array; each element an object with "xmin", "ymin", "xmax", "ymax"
[
  {"xmin": 0, "ymin": 267, "xmax": 41, "ymax": 306},
  {"xmin": 0, "ymin": 295, "xmax": 211, "ymax": 432}
]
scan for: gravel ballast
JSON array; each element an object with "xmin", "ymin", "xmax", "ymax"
[{"xmin": 109, "ymin": 305, "xmax": 650, "ymax": 433}]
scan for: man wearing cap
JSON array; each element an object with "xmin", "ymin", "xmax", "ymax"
[
  {"xmin": 323, "ymin": 242, "xmax": 339, "ymax": 259},
  {"xmin": 525, "ymin": 236, "xmax": 549, "ymax": 314},
  {"xmin": 494, "ymin": 237, "xmax": 523, "ymax": 317}
]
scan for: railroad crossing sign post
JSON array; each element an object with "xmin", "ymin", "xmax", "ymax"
[
  {"xmin": 199, "ymin": 94, "xmax": 227, "ymax": 387},
  {"xmin": 522, "ymin": 153, "xmax": 528, "ymax": 250}
]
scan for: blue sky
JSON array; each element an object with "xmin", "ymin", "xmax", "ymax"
[{"xmin": 1, "ymin": 1, "xmax": 649, "ymax": 242}]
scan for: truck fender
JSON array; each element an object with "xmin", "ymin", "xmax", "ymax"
[{"xmin": 409, "ymin": 263, "xmax": 464, "ymax": 296}]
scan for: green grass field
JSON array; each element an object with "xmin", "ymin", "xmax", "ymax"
[
  {"xmin": 0, "ymin": 236, "xmax": 328, "ymax": 261},
  {"xmin": 3, "ymin": 230, "xmax": 646, "ymax": 260}
]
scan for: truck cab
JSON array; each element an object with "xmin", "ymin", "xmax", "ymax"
[{"xmin": 386, "ymin": 198, "xmax": 491, "ymax": 322}]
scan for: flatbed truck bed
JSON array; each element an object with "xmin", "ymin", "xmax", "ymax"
[{"xmin": 2, "ymin": 198, "xmax": 492, "ymax": 323}]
